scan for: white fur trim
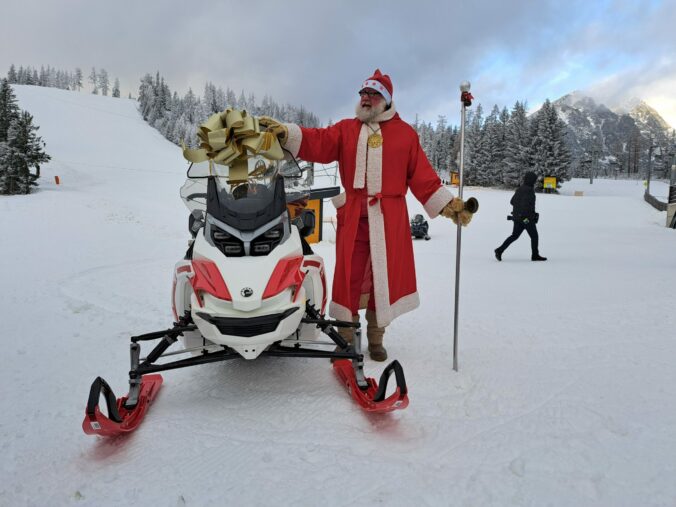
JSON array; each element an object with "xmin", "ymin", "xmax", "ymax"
[
  {"xmin": 374, "ymin": 103, "xmax": 396, "ymax": 122},
  {"xmin": 387, "ymin": 292, "xmax": 420, "ymax": 325},
  {"xmin": 361, "ymin": 79, "xmax": 392, "ymax": 105},
  {"xmin": 424, "ymin": 186, "xmax": 454, "ymax": 218},
  {"xmin": 365, "ymin": 136, "xmax": 392, "ymax": 327},
  {"xmin": 331, "ymin": 191, "xmax": 346, "ymax": 209},
  {"xmin": 353, "ymin": 104, "xmax": 396, "ymax": 190},
  {"xmin": 329, "ymin": 300, "xmax": 353, "ymax": 322},
  {"xmin": 283, "ymin": 123, "xmax": 302, "ymax": 158},
  {"xmin": 353, "ymin": 126, "xmax": 369, "ymax": 189}
]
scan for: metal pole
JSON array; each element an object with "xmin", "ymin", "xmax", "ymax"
[{"xmin": 453, "ymin": 81, "xmax": 471, "ymax": 372}]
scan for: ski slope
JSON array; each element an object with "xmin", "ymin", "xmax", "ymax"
[{"xmin": 2, "ymin": 85, "xmax": 676, "ymax": 507}]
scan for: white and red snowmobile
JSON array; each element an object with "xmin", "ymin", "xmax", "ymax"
[{"xmin": 83, "ymin": 155, "xmax": 408, "ymax": 437}]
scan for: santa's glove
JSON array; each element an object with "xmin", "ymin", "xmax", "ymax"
[
  {"xmin": 451, "ymin": 210, "xmax": 473, "ymax": 226},
  {"xmin": 258, "ymin": 116, "xmax": 288, "ymax": 144},
  {"xmin": 440, "ymin": 197, "xmax": 479, "ymax": 226}
]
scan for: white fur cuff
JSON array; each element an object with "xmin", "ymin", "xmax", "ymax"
[
  {"xmin": 283, "ymin": 123, "xmax": 302, "ymax": 158},
  {"xmin": 424, "ymin": 186, "xmax": 454, "ymax": 218}
]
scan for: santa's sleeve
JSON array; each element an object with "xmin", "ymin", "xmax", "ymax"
[
  {"xmin": 283, "ymin": 121, "xmax": 344, "ymax": 164},
  {"xmin": 407, "ymin": 137, "xmax": 454, "ymax": 218}
]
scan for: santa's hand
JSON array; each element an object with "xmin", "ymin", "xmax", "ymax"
[
  {"xmin": 451, "ymin": 210, "xmax": 473, "ymax": 226},
  {"xmin": 259, "ymin": 116, "xmax": 288, "ymax": 143},
  {"xmin": 440, "ymin": 197, "xmax": 478, "ymax": 226}
]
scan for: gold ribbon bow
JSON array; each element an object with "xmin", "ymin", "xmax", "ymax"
[{"xmin": 182, "ymin": 108, "xmax": 285, "ymax": 181}]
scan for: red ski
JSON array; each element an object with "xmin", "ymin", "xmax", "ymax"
[
  {"xmin": 333, "ymin": 359, "xmax": 409, "ymax": 412},
  {"xmin": 82, "ymin": 375, "xmax": 163, "ymax": 437}
]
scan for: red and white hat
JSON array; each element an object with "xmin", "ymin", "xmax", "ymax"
[{"xmin": 360, "ymin": 69, "xmax": 393, "ymax": 105}]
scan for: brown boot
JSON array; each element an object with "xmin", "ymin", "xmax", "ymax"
[
  {"xmin": 365, "ymin": 309, "xmax": 387, "ymax": 361},
  {"xmin": 330, "ymin": 314, "xmax": 359, "ymax": 362}
]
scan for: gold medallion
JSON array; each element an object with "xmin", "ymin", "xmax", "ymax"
[{"xmin": 367, "ymin": 133, "xmax": 383, "ymax": 148}]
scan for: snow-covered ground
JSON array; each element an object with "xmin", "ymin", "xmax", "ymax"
[{"xmin": 2, "ymin": 86, "xmax": 676, "ymax": 507}]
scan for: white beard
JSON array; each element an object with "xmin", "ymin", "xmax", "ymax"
[{"xmin": 355, "ymin": 100, "xmax": 387, "ymax": 123}]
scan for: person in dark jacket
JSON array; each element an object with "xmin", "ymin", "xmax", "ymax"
[{"xmin": 494, "ymin": 171, "xmax": 547, "ymax": 261}]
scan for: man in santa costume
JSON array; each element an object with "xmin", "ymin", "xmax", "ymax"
[{"xmin": 262, "ymin": 69, "xmax": 475, "ymax": 361}]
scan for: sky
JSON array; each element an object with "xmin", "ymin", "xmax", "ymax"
[{"xmin": 1, "ymin": 0, "xmax": 675, "ymax": 128}]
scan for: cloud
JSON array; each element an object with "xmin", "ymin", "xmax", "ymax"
[{"xmin": 1, "ymin": 0, "xmax": 674, "ymax": 128}]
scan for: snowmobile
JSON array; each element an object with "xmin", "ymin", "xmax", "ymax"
[
  {"xmin": 83, "ymin": 154, "xmax": 408, "ymax": 437},
  {"xmin": 410, "ymin": 214, "xmax": 430, "ymax": 240}
]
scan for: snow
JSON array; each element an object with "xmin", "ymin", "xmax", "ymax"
[{"xmin": 2, "ymin": 85, "xmax": 676, "ymax": 507}]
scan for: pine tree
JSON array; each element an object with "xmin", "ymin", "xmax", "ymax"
[
  {"xmin": 482, "ymin": 105, "xmax": 505, "ymax": 185},
  {"xmin": 98, "ymin": 69, "xmax": 109, "ymax": 96},
  {"xmin": 529, "ymin": 99, "xmax": 571, "ymax": 188},
  {"xmin": 465, "ymin": 105, "xmax": 487, "ymax": 185},
  {"xmin": 0, "ymin": 111, "xmax": 50, "ymax": 194},
  {"xmin": 0, "ymin": 79, "xmax": 20, "ymax": 143},
  {"xmin": 503, "ymin": 101, "xmax": 531, "ymax": 187},
  {"xmin": 7, "ymin": 65, "xmax": 18, "ymax": 83},
  {"xmin": 74, "ymin": 68, "xmax": 83, "ymax": 91},
  {"xmin": 112, "ymin": 78, "xmax": 120, "ymax": 98},
  {"xmin": 89, "ymin": 67, "xmax": 98, "ymax": 94}
]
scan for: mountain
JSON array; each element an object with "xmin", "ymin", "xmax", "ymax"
[
  {"xmin": 551, "ymin": 91, "xmax": 673, "ymax": 174},
  {"xmin": 623, "ymin": 99, "xmax": 672, "ymax": 133}
]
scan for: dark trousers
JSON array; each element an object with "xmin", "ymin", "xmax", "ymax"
[{"xmin": 497, "ymin": 220, "xmax": 540, "ymax": 256}]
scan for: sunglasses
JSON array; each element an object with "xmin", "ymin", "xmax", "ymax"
[{"xmin": 359, "ymin": 90, "xmax": 382, "ymax": 98}]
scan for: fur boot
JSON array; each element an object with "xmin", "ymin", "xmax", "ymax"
[{"xmin": 365, "ymin": 309, "xmax": 387, "ymax": 361}]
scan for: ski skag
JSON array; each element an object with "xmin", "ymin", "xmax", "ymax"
[
  {"xmin": 333, "ymin": 359, "xmax": 408, "ymax": 412},
  {"xmin": 83, "ymin": 375, "xmax": 163, "ymax": 437}
]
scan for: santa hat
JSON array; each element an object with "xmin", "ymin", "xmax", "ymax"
[{"xmin": 360, "ymin": 69, "xmax": 393, "ymax": 105}]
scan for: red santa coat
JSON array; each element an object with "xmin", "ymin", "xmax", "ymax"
[{"xmin": 284, "ymin": 105, "xmax": 453, "ymax": 327}]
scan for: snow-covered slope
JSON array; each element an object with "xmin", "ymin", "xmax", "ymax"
[{"xmin": 2, "ymin": 86, "xmax": 676, "ymax": 507}]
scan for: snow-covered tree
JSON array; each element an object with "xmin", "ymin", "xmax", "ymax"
[
  {"xmin": 74, "ymin": 68, "xmax": 83, "ymax": 91},
  {"xmin": 482, "ymin": 105, "xmax": 505, "ymax": 185},
  {"xmin": 0, "ymin": 79, "xmax": 20, "ymax": 143},
  {"xmin": 88, "ymin": 67, "xmax": 98, "ymax": 94},
  {"xmin": 464, "ymin": 104, "xmax": 487, "ymax": 185},
  {"xmin": 528, "ymin": 99, "xmax": 571, "ymax": 188},
  {"xmin": 0, "ymin": 110, "xmax": 50, "ymax": 194},
  {"xmin": 112, "ymin": 78, "xmax": 120, "ymax": 98},
  {"xmin": 503, "ymin": 101, "xmax": 531, "ymax": 187},
  {"xmin": 98, "ymin": 69, "xmax": 109, "ymax": 96},
  {"xmin": 7, "ymin": 65, "xmax": 18, "ymax": 83}
]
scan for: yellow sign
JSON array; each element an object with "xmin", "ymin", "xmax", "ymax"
[
  {"xmin": 451, "ymin": 172, "xmax": 460, "ymax": 186},
  {"xmin": 543, "ymin": 177, "xmax": 557, "ymax": 189}
]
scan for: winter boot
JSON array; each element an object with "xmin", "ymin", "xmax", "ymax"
[
  {"xmin": 365, "ymin": 309, "xmax": 387, "ymax": 362},
  {"xmin": 531, "ymin": 254, "xmax": 547, "ymax": 261},
  {"xmin": 494, "ymin": 248, "xmax": 503, "ymax": 261},
  {"xmin": 330, "ymin": 315, "xmax": 359, "ymax": 363}
]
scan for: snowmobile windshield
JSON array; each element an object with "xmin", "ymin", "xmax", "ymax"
[{"xmin": 180, "ymin": 155, "xmax": 313, "ymax": 231}]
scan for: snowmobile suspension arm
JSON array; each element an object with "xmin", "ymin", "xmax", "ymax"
[{"xmin": 303, "ymin": 304, "xmax": 358, "ymax": 350}]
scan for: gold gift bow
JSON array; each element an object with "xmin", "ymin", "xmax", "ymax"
[{"xmin": 181, "ymin": 109, "xmax": 285, "ymax": 181}]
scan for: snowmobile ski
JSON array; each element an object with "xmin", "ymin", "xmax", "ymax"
[
  {"xmin": 82, "ymin": 374, "xmax": 163, "ymax": 437},
  {"xmin": 333, "ymin": 359, "xmax": 409, "ymax": 412}
]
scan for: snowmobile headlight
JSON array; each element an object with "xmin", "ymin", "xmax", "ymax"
[
  {"xmin": 253, "ymin": 244, "xmax": 271, "ymax": 254},
  {"xmin": 211, "ymin": 226, "xmax": 244, "ymax": 257},
  {"xmin": 213, "ymin": 230, "xmax": 231, "ymax": 240},
  {"xmin": 251, "ymin": 223, "xmax": 285, "ymax": 257},
  {"xmin": 263, "ymin": 227, "xmax": 282, "ymax": 239}
]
